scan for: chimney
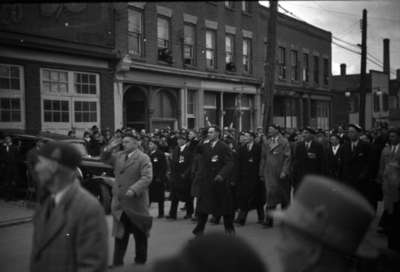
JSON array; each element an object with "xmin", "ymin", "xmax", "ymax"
[
  {"xmin": 383, "ymin": 38, "xmax": 390, "ymax": 74},
  {"xmin": 397, "ymin": 69, "xmax": 400, "ymax": 80},
  {"xmin": 340, "ymin": 63, "xmax": 346, "ymax": 76}
]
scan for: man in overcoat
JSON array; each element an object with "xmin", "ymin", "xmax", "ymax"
[
  {"xmin": 291, "ymin": 127, "xmax": 324, "ymax": 191},
  {"xmin": 102, "ymin": 134, "xmax": 153, "ymax": 266},
  {"xmin": 30, "ymin": 141, "xmax": 108, "ymax": 272},
  {"xmin": 236, "ymin": 131, "xmax": 262, "ymax": 225},
  {"xmin": 259, "ymin": 125, "xmax": 291, "ymax": 227},
  {"xmin": 340, "ymin": 124, "xmax": 373, "ymax": 208},
  {"xmin": 193, "ymin": 126, "xmax": 235, "ymax": 235},
  {"xmin": 167, "ymin": 134, "xmax": 194, "ymax": 219},
  {"xmin": 148, "ymin": 139, "xmax": 167, "ymax": 218}
]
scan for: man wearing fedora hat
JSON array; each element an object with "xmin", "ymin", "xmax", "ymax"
[
  {"xmin": 269, "ymin": 175, "xmax": 375, "ymax": 272},
  {"xmin": 30, "ymin": 141, "xmax": 108, "ymax": 272}
]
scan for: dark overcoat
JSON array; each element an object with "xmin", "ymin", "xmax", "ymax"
[
  {"xmin": 170, "ymin": 144, "xmax": 194, "ymax": 202},
  {"xmin": 325, "ymin": 144, "xmax": 345, "ymax": 180},
  {"xmin": 197, "ymin": 141, "xmax": 234, "ymax": 216},
  {"xmin": 30, "ymin": 180, "xmax": 108, "ymax": 272},
  {"xmin": 292, "ymin": 140, "xmax": 324, "ymax": 188},
  {"xmin": 237, "ymin": 143, "xmax": 261, "ymax": 210},
  {"xmin": 149, "ymin": 149, "xmax": 167, "ymax": 203}
]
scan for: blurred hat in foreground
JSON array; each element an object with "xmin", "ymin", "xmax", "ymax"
[
  {"xmin": 271, "ymin": 175, "xmax": 375, "ymax": 257},
  {"xmin": 38, "ymin": 141, "xmax": 82, "ymax": 170}
]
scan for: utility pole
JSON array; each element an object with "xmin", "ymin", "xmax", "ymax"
[
  {"xmin": 359, "ymin": 9, "xmax": 367, "ymax": 128},
  {"xmin": 263, "ymin": 0, "xmax": 278, "ymax": 129}
]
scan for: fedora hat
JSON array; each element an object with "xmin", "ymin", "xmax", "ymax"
[{"xmin": 271, "ymin": 175, "xmax": 375, "ymax": 257}]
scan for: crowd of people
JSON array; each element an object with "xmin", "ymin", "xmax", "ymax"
[{"xmin": 2, "ymin": 121, "xmax": 399, "ymax": 272}]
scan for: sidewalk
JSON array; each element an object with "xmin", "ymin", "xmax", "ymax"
[{"xmin": 0, "ymin": 199, "xmax": 35, "ymax": 228}]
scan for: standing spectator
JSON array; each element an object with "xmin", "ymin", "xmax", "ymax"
[
  {"xmin": 103, "ymin": 128, "xmax": 113, "ymax": 145},
  {"xmin": 326, "ymin": 134, "xmax": 345, "ymax": 180},
  {"xmin": 30, "ymin": 142, "xmax": 108, "ymax": 272},
  {"xmin": 291, "ymin": 127, "xmax": 324, "ymax": 191},
  {"xmin": 148, "ymin": 139, "xmax": 168, "ymax": 218},
  {"xmin": 26, "ymin": 139, "xmax": 45, "ymax": 202},
  {"xmin": 102, "ymin": 134, "xmax": 153, "ymax": 266},
  {"xmin": 167, "ymin": 134, "xmax": 194, "ymax": 220},
  {"xmin": 192, "ymin": 126, "xmax": 235, "ymax": 236},
  {"xmin": 235, "ymin": 131, "xmax": 262, "ymax": 226},
  {"xmin": 0, "ymin": 135, "xmax": 20, "ymax": 200},
  {"xmin": 259, "ymin": 125, "xmax": 291, "ymax": 227},
  {"xmin": 341, "ymin": 124, "xmax": 373, "ymax": 208}
]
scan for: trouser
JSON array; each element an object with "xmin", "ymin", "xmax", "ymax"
[
  {"xmin": 193, "ymin": 212, "xmax": 235, "ymax": 234},
  {"xmin": 237, "ymin": 204, "xmax": 265, "ymax": 223},
  {"xmin": 153, "ymin": 201, "xmax": 164, "ymax": 217},
  {"xmin": 113, "ymin": 212, "xmax": 148, "ymax": 265},
  {"xmin": 169, "ymin": 196, "xmax": 193, "ymax": 217}
]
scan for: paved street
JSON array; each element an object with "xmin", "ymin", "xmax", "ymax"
[{"xmin": 0, "ymin": 203, "xmax": 385, "ymax": 272}]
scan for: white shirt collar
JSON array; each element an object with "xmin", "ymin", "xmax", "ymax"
[
  {"xmin": 53, "ymin": 183, "xmax": 74, "ymax": 206},
  {"xmin": 179, "ymin": 143, "xmax": 187, "ymax": 152},
  {"xmin": 332, "ymin": 144, "xmax": 340, "ymax": 154}
]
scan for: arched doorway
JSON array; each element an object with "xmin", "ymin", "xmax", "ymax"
[
  {"xmin": 123, "ymin": 86, "xmax": 147, "ymax": 130},
  {"xmin": 151, "ymin": 89, "xmax": 178, "ymax": 130}
]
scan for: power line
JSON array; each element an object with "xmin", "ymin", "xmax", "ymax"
[
  {"xmin": 332, "ymin": 41, "xmax": 361, "ymax": 55},
  {"xmin": 332, "ymin": 36, "xmax": 359, "ymax": 49}
]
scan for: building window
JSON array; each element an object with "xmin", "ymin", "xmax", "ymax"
[
  {"xmin": 204, "ymin": 92, "xmax": 218, "ymax": 126},
  {"xmin": 74, "ymin": 101, "xmax": 97, "ymax": 122},
  {"xmin": 43, "ymin": 99, "xmax": 69, "ymax": 122},
  {"xmin": 374, "ymin": 93, "xmax": 380, "ymax": 112},
  {"xmin": 41, "ymin": 68, "xmax": 100, "ymax": 133},
  {"xmin": 316, "ymin": 101, "xmax": 329, "ymax": 129},
  {"xmin": 74, "ymin": 73, "xmax": 97, "ymax": 95},
  {"xmin": 0, "ymin": 64, "xmax": 20, "ymax": 90},
  {"xmin": 290, "ymin": 50, "xmax": 298, "ymax": 81},
  {"xmin": 187, "ymin": 89, "xmax": 196, "ymax": 129},
  {"xmin": 225, "ymin": 1, "xmax": 233, "ymax": 9},
  {"xmin": 128, "ymin": 8, "xmax": 143, "ymax": 56},
  {"xmin": 382, "ymin": 93, "xmax": 389, "ymax": 111},
  {"xmin": 303, "ymin": 53, "xmax": 309, "ymax": 82},
  {"xmin": 243, "ymin": 38, "xmax": 251, "ymax": 73},
  {"xmin": 0, "ymin": 64, "xmax": 24, "ymax": 128},
  {"xmin": 313, "ymin": 56, "xmax": 319, "ymax": 84},
  {"xmin": 184, "ymin": 24, "xmax": 196, "ymax": 66},
  {"xmin": 157, "ymin": 17, "xmax": 172, "ymax": 63},
  {"xmin": 323, "ymin": 58, "xmax": 329, "ymax": 85},
  {"xmin": 0, "ymin": 98, "xmax": 20, "ymax": 122},
  {"xmin": 241, "ymin": 1, "xmax": 250, "ymax": 13},
  {"xmin": 206, "ymin": 30, "xmax": 216, "ymax": 70},
  {"xmin": 42, "ymin": 69, "xmax": 68, "ymax": 93},
  {"xmin": 278, "ymin": 47, "xmax": 286, "ymax": 80},
  {"xmin": 225, "ymin": 34, "xmax": 235, "ymax": 71}
]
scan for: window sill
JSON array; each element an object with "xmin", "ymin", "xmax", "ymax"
[
  {"xmin": 225, "ymin": 70, "xmax": 237, "ymax": 75},
  {"xmin": 157, "ymin": 60, "xmax": 173, "ymax": 66}
]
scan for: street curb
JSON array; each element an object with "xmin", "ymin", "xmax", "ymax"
[{"xmin": 0, "ymin": 216, "xmax": 33, "ymax": 228}]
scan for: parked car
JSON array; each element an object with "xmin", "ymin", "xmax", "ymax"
[{"xmin": 0, "ymin": 130, "xmax": 114, "ymax": 213}]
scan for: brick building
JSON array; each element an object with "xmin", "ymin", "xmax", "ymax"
[
  {"xmin": 389, "ymin": 70, "xmax": 400, "ymax": 127},
  {"xmin": 113, "ymin": 1, "xmax": 332, "ymax": 131},
  {"xmin": 0, "ymin": 3, "xmax": 117, "ymax": 135},
  {"xmin": 0, "ymin": 2, "xmax": 332, "ymax": 135}
]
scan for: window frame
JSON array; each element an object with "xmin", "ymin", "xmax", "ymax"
[
  {"xmin": 278, "ymin": 47, "xmax": 286, "ymax": 80},
  {"xmin": 0, "ymin": 63, "xmax": 25, "ymax": 129},
  {"xmin": 225, "ymin": 34, "xmax": 235, "ymax": 71},
  {"xmin": 183, "ymin": 23, "xmax": 196, "ymax": 66},
  {"xmin": 40, "ymin": 68, "xmax": 100, "ymax": 132},
  {"xmin": 303, "ymin": 53, "xmax": 309, "ymax": 82},
  {"xmin": 205, "ymin": 29, "xmax": 217, "ymax": 70},
  {"xmin": 187, "ymin": 89, "xmax": 197, "ymax": 129},
  {"xmin": 243, "ymin": 38, "xmax": 252, "ymax": 74},
  {"xmin": 128, "ymin": 7, "xmax": 144, "ymax": 57},
  {"xmin": 290, "ymin": 50, "xmax": 299, "ymax": 81},
  {"xmin": 241, "ymin": 1, "xmax": 250, "ymax": 13},
  {"xmin": 313, "ymin": 55, "xmax": 320, "ymax": 84},
  {"xmin": 323, "ymin": 58, "xmax": 329, "ymax": 85}
]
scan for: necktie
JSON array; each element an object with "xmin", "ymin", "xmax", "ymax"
[{"xmin": 46, "ymin": 197, "xmax": 55, "ymax": 220}]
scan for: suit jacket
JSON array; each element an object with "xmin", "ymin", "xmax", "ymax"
[
  {"xmin": 102, "ymin": 148, "xmax": 153, "ymax": 237},
  {"xmin": 149, "ymin": 150, "xmax": 167, "ymax": 202},
  {"xmin": 30, "ymin": 181, "xmax": 108, "ymax": 272},
  {"xmin": 292, "ymin": 140, "xmax": 324, "ymax": 186},
  {"xmin": 170, "ymin": 144, "xmax": 194, "ymax": 201},
  {"xmin": 326, "ymin": 144, "xmax": 345, "ymax": 180},
  {"xmin": 197, "ymin": 140, "xmax": 234, "ymax": 216},
  {"xmin": 341, "ymin": 141, "xmax": 371, "ymax": 186}
]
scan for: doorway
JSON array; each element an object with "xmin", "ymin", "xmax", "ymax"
[{"xmin": 123, "ymin": 86, "xmax": 147, "ymax": 130}]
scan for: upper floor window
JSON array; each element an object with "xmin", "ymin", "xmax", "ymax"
[
  {"xmin": 225, "ymin": 1, "xmax": 233, "ymax": 9},
  {"xmin": 323, "ymin": 58, "xmax": 329, "ymax": 85},
  {"xmin": 128, "ymin": 8, "xmax": 143, "ymax": 56},
  {"xmin": 374, "ymin": 93, "xmax": 380, "ymax": 112},
  {"xmin": 184, "ymin": 24, "xmax": 196, "ymax": 66},
  {"xmin": 243, "ymin": 38, "xmax": 251, "ymax": 73},
  {"xmin": 290, "ymin": 50, "xmax": 298, "ymax": 81},
  {"xmin": 157, "ymin": 17, "xmax": 172, "ymax": 63},
  {"xmin": 382, "ymin": 93, "xmax": 389, "ymax": 111},
  {"xmin": 206, "ymin": 30, "xmax": 216, "ymax": 70},
  {"xmin": 313, "ymin": 56, "xmax": 319, "ymax": 84},
  {"xmin": 278, "ymin": 47, "xmax": 286, "ymax": 79},
  {"xmin": 241, "ymin": 1, "xmax": 250, "ymax": 13},
  {"xmin": 303, "ymin": 53, "xmax": 309, "ymax": 82},
  {"xmin": 225, "ymin": 34, "xmax": 235, "ymax": 71},
  {"xmin": 0, "ymin": 64, "xmax": 20, "ymax": 90},
  {"xmin": 0, "ymin": 98, "xmax": 21, "ymax": 122}
]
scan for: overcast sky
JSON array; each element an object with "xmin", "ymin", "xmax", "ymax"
[{"xmin": 260, "ymin": 0, "xmax": 400, "ymax": 78}]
